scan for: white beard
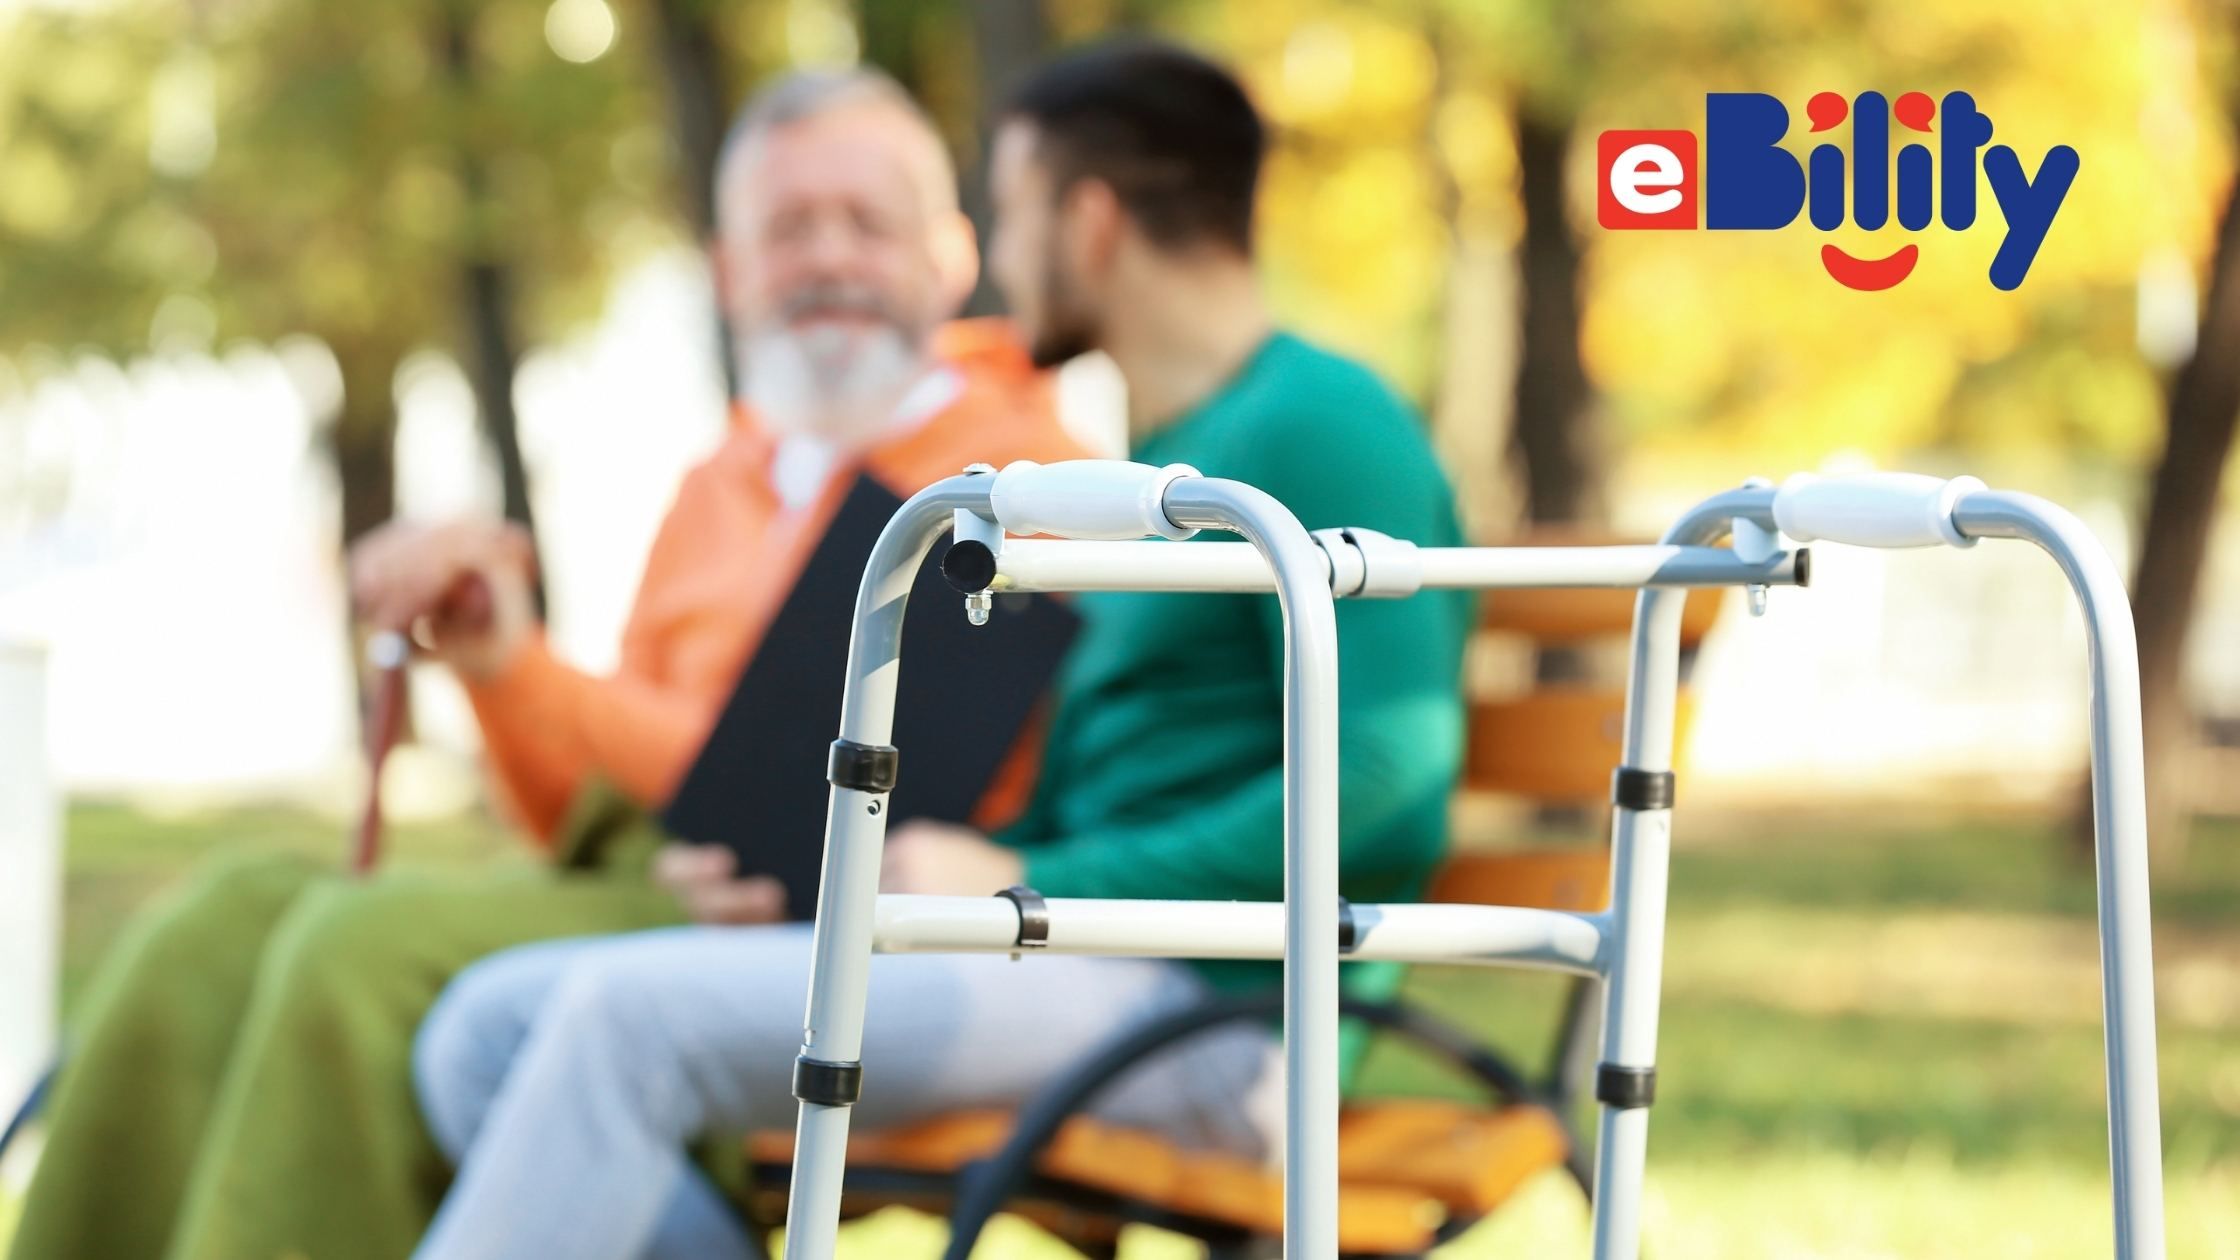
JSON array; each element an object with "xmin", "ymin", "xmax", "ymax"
[{"xmin": 739, "ymin": 322, "xmax": 925, "ymax": 447}]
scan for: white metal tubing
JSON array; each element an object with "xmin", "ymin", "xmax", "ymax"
[
  {"xmin": 987, "ymin": 538, "xmax": 1803, "ymax": 595},
  {"xmin": 1413, "ymin": 544, "xmax": 1803, "ymax": 590},
  {"xmin": 1163, "ymin": 477, "xmax": 1343, "ymax": 1260},
  {"xmin": 988, "ymin": 458, "xmax": 1201, "ymax": 540},
  {"xmin": 793, "ymin": 468, "xmax": 2170, "ymax": 1260},
  {"xmin": 1773, "ymin": 471, "xmax": 1985, "ymax": 548},
  {"xmin": 782, "ymin": 473, "xmax": 993, "ymax": 1260},
  {"xmin": 1603, "ymin": 483, "xmax": 2170, "ymax": 1260},
  {"xmin": 871, "ymin": 895, "xmax": 1607, "ymax": 974},
  {"xmin": 1954, "ymin": 491, "xmax": 2166, "ymax": 1260},
  {"xmin": 991, "ymin": 538, "xmax": 1312, "ymax": 592},
  {"xmin": 1590, "ymin": 488, "xmax": 1768, "ymax": 1260}
]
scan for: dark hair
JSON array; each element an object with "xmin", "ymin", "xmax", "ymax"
[{"xmin": 1002, "ymin": 38, "xmax": 1266, "ymax": 254}]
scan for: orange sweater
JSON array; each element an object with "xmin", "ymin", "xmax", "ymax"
[{"xmin": 464, "ymin": 320, "xmax": 1090, "ymax": 847}]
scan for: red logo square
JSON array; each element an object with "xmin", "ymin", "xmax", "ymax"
[{"xmin": 1598, "ymin": 130, "xmax": 1699, "ymax": 229}]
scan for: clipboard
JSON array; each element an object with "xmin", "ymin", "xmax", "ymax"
[{"xmin": 660, "ymin": 474, "xmax": 1079, "ymax": 919}]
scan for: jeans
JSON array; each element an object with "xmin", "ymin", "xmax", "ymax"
[{"xmin": 410, "ymin": 924, "xmax": 1280, "ymax": 1260}]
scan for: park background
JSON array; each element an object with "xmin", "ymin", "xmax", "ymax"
[{"xmin": 1, "ymin": 0, "xmax": 2238, "ymax": 1255}]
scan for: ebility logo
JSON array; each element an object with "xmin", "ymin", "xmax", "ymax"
[{"xmin": 1597, "ymin": 92, "xmax": 2080, "ymax": 291}]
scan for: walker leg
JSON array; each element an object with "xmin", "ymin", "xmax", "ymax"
[
  {"xmin": 1165, "ymin": 478, "xmax": 1343, "ymax": 1259},
  {"xmin": 1953, "ymin": 492, "xmax": 2167, "ymax": 1259},
  {"xmin": 1588, "ymin": 584, "xmax": 1687, "ymax": 1260},
  {"xmin": 1584, "ymin": 490, "xmax": 1776, "ymax": 1258},
  {"xmin": 782, "ymin": 476, "xmax": 989, "ymax": 1260},
  {"xmin": 780, "ymin": 779, "xmax": 892, "ymax": 1260}
]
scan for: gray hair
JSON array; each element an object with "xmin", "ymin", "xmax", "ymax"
[{"xmin": 717, "ymin": 68, "xmax": 958, "ymax": 215}]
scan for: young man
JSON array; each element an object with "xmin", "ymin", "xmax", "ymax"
[
  {"xmin": 405, "ymin": 39, "xmax": 1470, "ymax": 1260},
  {"xmin": 6, "ymin": 69, "xmax": 1084, "ymax": 1260}
]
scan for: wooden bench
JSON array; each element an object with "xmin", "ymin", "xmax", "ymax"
[{"xmin": 742, "ymin": 557, "xmax": 1727, "ymax": 1258}]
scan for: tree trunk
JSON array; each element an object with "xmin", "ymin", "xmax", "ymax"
[
  {"xmin": 644, "ymin": 0, "xmax": 740, "ymax": 395},
  {"xmin": 1510, "ymin": 108, "xmax": 1600, "ymax": 527},
  {"xmin": 329, "ymin": 338, "xmax": 402, "ymax": 548},
  {"xmin": 1511, "ymin": 107, "xmax": 1602, "ymax": 836},
  {"xmin": 2117, "ymin": 172, "xmax": 2240, "ymax": 856},
  {"xmin": 457, "ymin": 258, "xmax": 550, "ymax": 614},
  {"xmin": 328, "ymin": 335, "xmax": 404, "ymax": 722},
  {"xmin": 459, "ymin": 258, "xmax": 536, "ymax": 539},
  {"xmin": 959, "ymin": 0, "xmax": 1048, "ymax": 316},
  {"xmin": 859, "ymin": 0, "xmax": 1047, "ymax": 317},
  {"xmin": 1421, "ymin": 24, "xmax": 1511, "ymax": 536},
  {"xmin": 441, "ymin": 8, "xmax": 544, "ymax": 609}
]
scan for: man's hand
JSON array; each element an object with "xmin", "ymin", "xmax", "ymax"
[
  {"xmin": 879, "ymin": 820, "xmax": 1026, "ymax": 896},
  {"xmin": 652, "ymin": 844, "xmax": 789, "ymax": 925},
  {"xmin": 348, "ymin": 519, "xmax": 538, "ymax": 679}
]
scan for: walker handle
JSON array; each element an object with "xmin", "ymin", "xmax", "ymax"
[
  {"xmin": 987, "ymin": 460, "xmax": 1201, "ymax": 541},
  {"xmin": 1771, "ymin": 472, "xmax": 1985, "ymax": 549}
]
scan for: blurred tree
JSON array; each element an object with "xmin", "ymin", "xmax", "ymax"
[
  {"xmin": 1440, "ymin": 0, "xmax": 1605, "ymax": 528},
  {"xmin": 1511, "ymin": 103, "xmax": 1598, "ymax": 527},
  {"xmin": 1202, "ymin": 2, "xmax": 1602, "ymax": 530},
  {"xmin": 1575, "ymin": 1, "xmax": 2193, "ymax": 477},
  {"xmin": 0, "ymin": 0, "xmax": 667, "ymax": 561},
  {"xmin": 2127, "ymin": 98, "xmax": 2240, "ymax": 854},
  {"xmin": 641, "ymin": 0, "xmax": 736, "ymax": 244},
  {"xmin": 959, "ymin": 0, "xmax": 1053, "ymax": 315},
  {"xmin": 639, "ymin": 0, "xmax": 742, "ymax": 393},
  {"xmin": 230, "ymin": 0, "xmax": 664, "ymax": 555},
  {"xmin": 858, "ymin": 0, "xmax": 1052, "ymax": 316},
  {"xmin": 0, "ymin": 15, "xmax": 201, "ymax": 353},
  {"xmin": 442, "ymin": 6, "xmax": 538, "ymax": 565}
]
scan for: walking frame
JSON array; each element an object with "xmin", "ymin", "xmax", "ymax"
[{"xmin": 778, "ymin": 460, "xmax": 2166, "ymax": 1260}]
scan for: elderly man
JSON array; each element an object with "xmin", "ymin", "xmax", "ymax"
[
  {"xmin": 6, "ymin": 68, "xmax": 1083, "ymax": 1260},
  {"xmin": 403, "ymin": 38, "xmax": 1470, "ymax": 1260}
]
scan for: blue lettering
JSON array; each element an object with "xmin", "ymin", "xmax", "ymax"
[
  {"xmin": 1706, "ymin": 93, "xmax": 1804, "ymax": 229},
  {"xmin": 1984, "ymin": 144, "xmax": 2079, "ymax": 290},
  {"xmin": 1940, "ymin": 91, "xmax": 1994, "ymax": 230},
  {"xmin": 1853, "ymin": 92, "xmax": 1890, "ymax": 229},
  {"xmin": 1896, "ymin": 143, "xmax": 1934, "ymax": 230}
]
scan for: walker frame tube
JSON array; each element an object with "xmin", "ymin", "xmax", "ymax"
[
  {"xmin": 1589, "ymin": 489, "xmax": 1757, "ymax": 1258},
  {"xmin": 984, "ymin": 538, "xmax": 1803, "ymax": 594},
  {"xmin": 1161, "ymin": 477, "xmax": 1346, "ymax": 1258},
  {"xmin": 780, "ymin": 470, "xmax": 1348, "ymax": 1259},
  {"xmin": 1574, "ymin": 482, "xmax": 2166, "ymax": 1260},
  {"xmin": 781, "ymin": 465, "xmax": 2164, "ymax": 1260},
  {"xmin": 782, "ymin": 475, "xmax": 987, "ymax": 1260},
  {"xmin": 870, "ymin": 895, "xmax": 1608, "ymax": 973},
  {"xmin": 1953, "ymin": 491, "xmax": 2164, "ymax": 1259}
]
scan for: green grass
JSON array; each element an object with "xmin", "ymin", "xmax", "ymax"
[
  {"xmin": 7, "ymin": 804, "xmax": 2239, "ymax": 1257},
  {"xmin": 1360, "ymin": 816, "xmax": 2240, "ymax": 1172}
]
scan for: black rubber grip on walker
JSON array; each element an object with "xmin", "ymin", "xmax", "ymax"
[
  {"xmin": 1596, "ymin": 1064, "xmax": 1657, "ymax": 1109},
  {"xmin": 942, "ymin": 539, "xmax": 999, "ymax": 593},
  {"xmin": 1612, "ymin": 767, "xmax": 1674, "ymax": 811},
  {"xmin": 1337, "ymin": 898, "xmax": 1359, "ymax": 953},
  {"xmin": 792, "ymin": 1056, "xmax": 863, "ymax": 1106},
  {"xmin": 996, "ymin": 885, "xmax": 1049, "ymax": 948},
  {"xmin": 828, "ymin": 739, "xmax": 899, "ymax": 793}
]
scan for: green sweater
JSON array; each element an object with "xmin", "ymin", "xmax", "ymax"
[{"xmin": 998, "ymin": 332, "xmax": 1471, "ymax": 1014}]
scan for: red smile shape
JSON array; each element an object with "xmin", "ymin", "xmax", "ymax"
[{"xmin": 1820, "ymin": 243, "xmax": 1919, "ymax": 290}]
